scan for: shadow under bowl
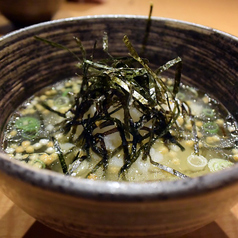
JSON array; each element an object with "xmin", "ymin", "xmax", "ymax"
[{"xmin": 0, "ymin": 16, "xmax": 238, "ymax": 238}]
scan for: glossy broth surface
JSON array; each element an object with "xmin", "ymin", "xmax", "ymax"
[{"xmin": 3, "ymin": 77, "xmax": 238, "ymax": 181}]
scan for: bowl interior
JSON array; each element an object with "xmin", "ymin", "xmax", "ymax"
[{"xmin": 0, "ymin": 0, "xmax": 63, "ymax": 26}]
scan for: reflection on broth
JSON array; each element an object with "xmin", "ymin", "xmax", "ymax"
[{"xmin": 2, "ymin": 35, "xmax": 238, "ymax": 182}]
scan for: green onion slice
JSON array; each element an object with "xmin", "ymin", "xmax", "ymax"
[
  {"xmin": 187, "ymin": 87, "xmax": 198, "ymax": 98},
  {"xmin": 54, "ymin": 96, "xmax": 70, "ymax": 108},
  {"xmin": 187, "ymin": 154, "xmax": 208, "ymax": 171},
  {"xmin": 15, "ymin": 116, "xmax": 41, "ymax": 133},
  {"xmin": 62, "ymin": 89, "xmax": 71, "ymax": 97},
  {"xmin": 202, "ymin": 108, "xmax": 215, "ymax": 119},
  {"xmin": 203, "ymin": 122, "xmax": 219, "ymax": 134},
  {"xmin": 31, "ymin": 159, "xmax": 46, "ymax": 169},
  {"xmin": 176, "ymin": 92, "xmax": 186, "ymax": 101},
  {"xmin": 208, "ymin": 158, "xmax": 233, "ymax": 172}
]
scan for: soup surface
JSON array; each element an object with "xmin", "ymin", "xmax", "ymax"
[{"xmin": 3, "ymin": 76, "xmax": 238, "ymax": 181}]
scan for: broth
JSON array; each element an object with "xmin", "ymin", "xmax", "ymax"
[{"xmin": 2, "ymin": 76, "xmax": 238, "ymax": 181}]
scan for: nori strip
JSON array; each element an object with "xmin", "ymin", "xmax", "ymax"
[{"xmin": 52, "ymin": 137, "xmax": 68, "ymax": 174}]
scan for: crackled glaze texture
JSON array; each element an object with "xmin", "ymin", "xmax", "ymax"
[{"xmin": 0, "ymin": 16, "xmax": 238, "ymax": 238}]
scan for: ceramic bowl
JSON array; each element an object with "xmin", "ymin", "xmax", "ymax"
[
  {"xmin": 0, "ymin": 16, "xmax": 238, "ymax": 238},
  {"xmin": 0, "ymin": 0, "xmax": 63, "ymax": 26}
]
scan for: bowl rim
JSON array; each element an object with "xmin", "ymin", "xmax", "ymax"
[{"xmin": 1, "ymin": 15, "xmax": 238, "ymax": 202}]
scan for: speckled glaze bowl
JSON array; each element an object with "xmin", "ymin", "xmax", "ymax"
[{"xmin": 0, "ymin": 16, "xmax": 238, "ymax": 238}]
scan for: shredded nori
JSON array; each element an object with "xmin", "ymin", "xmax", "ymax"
[
  {"xmin": 34, "ymin": 5, "xmax": 195, "ymax": 180},
  {"xmin": 52, "ymin": 137, "xmax": 68, "ymax": 174},
  {"xmin": 36, "ymin": 32, "xmax": 191, "ymax": 180}
]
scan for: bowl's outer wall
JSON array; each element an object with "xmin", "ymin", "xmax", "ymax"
[
  {"xmin": 0, "ymin": 16, "xmax": 238, "ymax": 237},
  {"xmin": 0, "ymin": 164, "xmax": 237, "ymax": 238}
]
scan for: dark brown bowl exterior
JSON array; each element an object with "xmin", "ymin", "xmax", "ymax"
[{"xmin": 0, "ymin": 16, "xmax": 238, "ymax": 237}]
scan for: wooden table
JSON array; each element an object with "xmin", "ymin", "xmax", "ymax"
[{"xmin": 0, "ymin": 0, "xmax": 238, "ymax": 237}]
